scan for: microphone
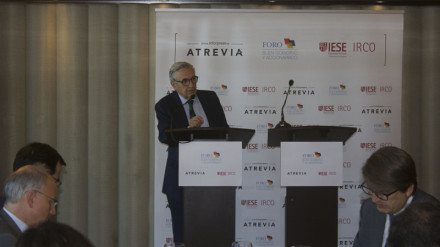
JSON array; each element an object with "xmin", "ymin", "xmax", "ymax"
[
  {"xmin": 275, "ymin": 80, "xmax": 294, "ymax": 128},
  {"xmin": 169, "ymin": 94, "xmax": 196, "ymax": 144}
]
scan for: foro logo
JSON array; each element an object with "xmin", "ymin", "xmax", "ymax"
[{"xmin": 262, "ymin": 42, "xmax": 283, "ymax": 48}]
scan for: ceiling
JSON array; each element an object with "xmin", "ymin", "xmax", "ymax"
[{"xmin": 6, "ymin": 0, "xmax": 440, "ymax": 5}]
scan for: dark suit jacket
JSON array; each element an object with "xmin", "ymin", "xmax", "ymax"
[
  {"xmin": 155, "ymin": 90, "xmax": 228, "ymax": 195},
  {"xmin": 353, "ymin": 189, "xmax": 439, "ymax": 247},
  {"xmin": 0, "ymin": 208, "xmax": 21, "ymax": 246}
]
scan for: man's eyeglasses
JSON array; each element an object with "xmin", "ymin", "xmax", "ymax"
[
  {"xmin": 35, "ymin": 190, "xmax": 58, "ymax": 208},
  {"xmin": 174, "ymin": 76, "xmax": 198, "ymax": 86},
  {"xmin": 360, "ymin": 182, "xmax": 399, "ymax": 201}
]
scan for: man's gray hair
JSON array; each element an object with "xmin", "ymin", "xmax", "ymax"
[
  {"xmin": 3, "ymin": 165, "xmax": 50, "ymax": 204},
  {"xmin": 169, "ymin": 62, "xmax": 195, "ymax": 82}
]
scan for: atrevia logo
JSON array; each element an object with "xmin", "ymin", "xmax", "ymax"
[
  {"xmin": 243, "ymin": 220, "xmax": 276, "ymax": 228},
  {"xmin": 243, "ymin": 162, "xmax": 276, "ymax": 172},
  {"xmin": 284, "ymin": 38, "xmax": 296, "ymax": 48},
  {"xmin": 244, "ymin": 106, "xmax": 277, "ymax": 115},
  {"xmin": 186, "ymin": 48, "xmax": 243, "ymax": 57},
  {"xmin": 361, "ymin": 106, "xmax": 392, "ymax": 114}
]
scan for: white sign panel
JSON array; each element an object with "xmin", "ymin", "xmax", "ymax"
[
  {"xmin": 281, "ymin": 142, "xmax": 343, "ymax": 186},
  {"xmin": 179, "ymin": 141, "xmax": 242, "ymax": 186}
]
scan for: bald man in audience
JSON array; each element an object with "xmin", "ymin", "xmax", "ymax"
[{"xmin": 0, "ymin": 165, "xmax": 58, "ymax": 247}]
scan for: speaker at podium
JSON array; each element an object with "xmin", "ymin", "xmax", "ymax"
[{"xmin": 166, "ymin": 127, "xmax": 255, "ymax": 247}]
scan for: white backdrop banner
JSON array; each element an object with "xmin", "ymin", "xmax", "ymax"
[{"xmin": 155, "ymin": 9, "xmax": 403, "ymax": 247}]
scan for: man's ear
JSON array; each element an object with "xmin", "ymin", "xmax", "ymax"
[
  {"xmin": 25, "ymin": 190, "xmax": 37, "ymax": 208},
  {"xmin": 170, "ymin": 81, "xmax": 177, "ymax": 90},
  {"xmin": 405, "ymin": 184, "xmax": 415, "ymax": 197}
]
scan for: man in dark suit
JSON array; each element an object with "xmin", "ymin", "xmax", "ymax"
[
  {"xmin": 353, "ymin": 146, "xmax": 439, "ymax": 247},
  {"xmin": 0, "ymin": 165, "xmax": 58, "ymax": 247},
  {"xmin": 387, "ymin": 201, "xmax": 440, "ymax": 247},
  {"xmin": 155, "ymin": 61, "xmax": 228, "ymax": 244}
]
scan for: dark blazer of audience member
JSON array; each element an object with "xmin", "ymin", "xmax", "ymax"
[
  {"xmin": 15, "ymin": 221, "xmax": 94, "ymax": 247},
  {"xmin": 155, "ymin": 61, "xmax": 228, "ymax": 243},
  {"xmin": 0, "ymin": 165, "xmax": 58, "ymax": 247},
  {"xmin": 353, "ymin": 146, "xmax": 439, "ymax": 247},
  {"xmin": 387, "ymin": 201, "xmax": 440, "ymax": 247},
  {"xmin": 0, "ymin": 142, "xmax": 66, "ymax": 208}
]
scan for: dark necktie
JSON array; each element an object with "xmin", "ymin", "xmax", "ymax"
[
  {"xmin": 385, "ymin": 214, "xmax": 394, "ymax": 247},
  {"xmin": 187, "ymin": 99, "xmax": 196, "ymax": 118}
]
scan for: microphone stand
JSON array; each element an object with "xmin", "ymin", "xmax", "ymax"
[{"xmin": 275, "ymin": 80, "xmax": 294, "ymax": 128}]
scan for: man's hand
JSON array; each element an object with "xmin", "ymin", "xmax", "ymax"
[{"xmin": 189, "ymin": 115, "xmax": 204, "ymax": 128}]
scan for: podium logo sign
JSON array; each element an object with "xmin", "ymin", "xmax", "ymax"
[
  {"xmin": 281, "ymin": 142, "xmax": 343, "ymax": 186},
  {"xmin": 179, "ymin": 141, "xmax": 242, "ymax": 186},
  {"xmin": 200, "ymin": 152, "xmax": 222, "ymax": 164}
]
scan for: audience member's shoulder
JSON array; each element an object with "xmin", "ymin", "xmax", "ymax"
[
  {"xmin": 0, "ymin": 233, "xmax": 17, "ymax": 247},
  {"xmin": 15, "ymin": 221, "xmax": 94, "ymax": 247},
  {"xmin": 415, "ymin": 189, "xmax": 439, "ymax": 202}
]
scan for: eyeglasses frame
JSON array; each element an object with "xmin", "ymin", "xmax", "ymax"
[
  {"xmin": 34, "ymin": 190, "xmax": 58, "ymax": 208},
  {"xmin": 360, "ymin": 182, "xmax": 399, "ymax": 201},
  {"xmin": 174, "ymin": 76, "xmax": 199, "ymax": 86}
]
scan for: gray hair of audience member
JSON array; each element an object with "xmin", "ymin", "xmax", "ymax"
[
  {"xmin": 15, "ymin": 221, "xmax": 94, "ymax": 247},
  {"xmin": 387, "ymin": 201, "xmax": 440, "ymax": 247},
  {"xmin": 3, "ymin": 165, "xmax": 51, "ymax": 204},
  {"xmin": 169, "ymin": 61, "xmax": 195, "ymax": 82},
  {"xmin": 362, "ymin": 146, "xmax": 417, "ymax": 194}
]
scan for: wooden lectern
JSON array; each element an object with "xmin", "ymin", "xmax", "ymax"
[
  {"xmin": 268, "ymin": 126, "xmax": 356, "ymax": 247},
  {"xmin": 165, "ymin": 127, "xmax": 255, "ymax": 247}
]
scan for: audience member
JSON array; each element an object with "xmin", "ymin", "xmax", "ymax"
[
  {"xmin": 15, "ymin": 221, "xmax": 93, "ymax": 247},
  {"xmin": 387, "ymin": 201, "xmax": 440, "ymax": 247},
  {"xmin": 0, "ymin": 165, "xmax": 58, "ymax": 247},
  {"xmin": 353, "ymin": 146, "xmax": 439, "ymax": 247},
  {"xmin": 0, "ymin": 142, "xmax": 66, "ymax": 208}
]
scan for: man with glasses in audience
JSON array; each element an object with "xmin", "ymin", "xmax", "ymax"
[
  {"xmin": 353, "ymin": 146, "xmax": 439, "ymax": 247},
  {"xmin": 155, "ymin": 61, "xmax": 228, "ymax": 245},
  {"xmin": 0, "ymin": 142, "xmax": 66, "ymax": 208},
  {"xmin": 0, "ymin": 165, "xmax": 58, "ymax": 247}
]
